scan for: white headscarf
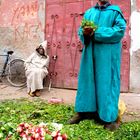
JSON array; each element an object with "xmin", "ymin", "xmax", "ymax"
[{"xmin": 37, "ymin": 40, "xmax": 48, "ymax": 56}]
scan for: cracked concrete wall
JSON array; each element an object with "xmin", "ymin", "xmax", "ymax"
[
  {"xmin": 0, "ymin": 0, "xmax": 45, "ymax": 59},
  {"xmin": 130, "ymin": 0, "xmax": 140, "ymax": 93}
]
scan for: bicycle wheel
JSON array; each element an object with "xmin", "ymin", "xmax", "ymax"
[{"xmin": 7, "ymin": 59, "xmax": 26, "ymax": 87}]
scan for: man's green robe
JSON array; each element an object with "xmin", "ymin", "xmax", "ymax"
[{"xmin": 75, "ymin": 4, "xmax": 126, "ymax": 122}]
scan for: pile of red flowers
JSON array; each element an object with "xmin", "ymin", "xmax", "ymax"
[{"xmin": 16, "ymin": 123, "xmax": 67, "ymax": 140}]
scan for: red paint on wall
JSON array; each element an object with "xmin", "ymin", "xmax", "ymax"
[
  {"xmin": 14, "ymin": 22, "xmax": 43, "ymax": 41},
  {"xmin": 0, "ymin": 0, "xmax": 44, "ymax": 26},
  {"xmin": 0, "ymin": 0, "xmax": 45, "ymax": 41},
  {"xmin": 11, "ymin": 1, "xmax": 38, "ymax": 26}
]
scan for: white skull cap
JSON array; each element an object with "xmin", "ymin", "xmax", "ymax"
[
  {"xmin": 38, "ymin": 40, "xmax": 48, "ymax": 56},
  {"xmin": 40, "ymin": 40, "xmax": 47, "ymax": 48}
]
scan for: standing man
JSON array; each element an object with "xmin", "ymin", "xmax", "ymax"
[{"xmin": 69, "ymin": 0, "xmax": 126, "ymax": 131}]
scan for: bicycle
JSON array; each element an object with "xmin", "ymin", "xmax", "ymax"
[{"xmin": 0, "ymin": 51, "xmax": 26, "ymax": 87}]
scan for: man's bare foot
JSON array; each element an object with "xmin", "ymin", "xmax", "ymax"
[
  {"xmin": 35, "ymin": 90, "xmax": 41, "ymax": 97},
  {"xmin": 28, "ymin": 91, "xmax": 35, "ymax": 97}
]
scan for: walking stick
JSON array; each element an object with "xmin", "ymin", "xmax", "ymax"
[
  {"xmin": 48, "ymin": 55, "xmax": 57, "ymax": 92},
  {"xmin": 48, "ymin": 78, "xmax": 52, "ymax": 92}
]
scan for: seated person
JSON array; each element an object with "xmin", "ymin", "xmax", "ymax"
[{"xmin": 24, "ymin": 41, "xmax": 49, "ymax": 97}]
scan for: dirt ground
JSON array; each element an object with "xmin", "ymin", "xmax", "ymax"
[{"xmin": 0, "ymin": 83, "xmax": 140, "ymax": 123}]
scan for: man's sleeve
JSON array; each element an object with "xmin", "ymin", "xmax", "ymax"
[
  {"xmin": 94, "ymin": 12, "xmax": 126, "ymax": 43},
  {"xmin": 24, "ymin": 53, "xmax": 35, "ymax": 69},
  {"xmin": 78, "ymin": 26, "xmax": 85, "ymax": 45},
  {"xmin": 78, "ymin": 10, "xmax": 90, "ymax": 45}
]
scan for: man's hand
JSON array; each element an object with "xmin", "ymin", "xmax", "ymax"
[
  {"xmin": 83, "ymin": 27, "xmax": 94, "ymax": 36},
  {"xmin": 83, "ymin": 27, "xmax": 94, "ymax": 46}
]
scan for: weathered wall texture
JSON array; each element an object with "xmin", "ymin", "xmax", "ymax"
[
  {"xmin": 0, "ymin": 0, "xmax": 45, "ymax": 58},
  {"xmin": 130, "ymin": 0, "xmax": 140, "ymax": 93}
]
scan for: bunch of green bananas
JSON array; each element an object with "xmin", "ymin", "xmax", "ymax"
[{"xmin": 81, "ymin": 19, "xmax": 97, "ymax": 31}]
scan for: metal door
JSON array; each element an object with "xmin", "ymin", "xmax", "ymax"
[{"xmin": 45, "ymin": 0, "xmax": 130, "ymax": 92}]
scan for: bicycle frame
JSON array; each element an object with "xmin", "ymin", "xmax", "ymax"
[
  {"xmin": 0, "ymin": 51, "xmax": 26, "ymax": 87},
  {"xmin": 0, "ymin": 55, "xmax": 9, "ymax": 77},
  {"xmin": 0, "ymin": 51, "xmax": 13, "ymax": 77}
]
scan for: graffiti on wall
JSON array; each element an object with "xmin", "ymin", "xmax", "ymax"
[
  {"xmin": 11, "ymin": 1, "xmax": 38, "ymax": 26},
  {"xmin": 0, "ymin": 0, "xmax": 45, "ymax": 42},
  {"xmin": 14, "ymin": 22, "xmax": 43, "ymax": 41},
  {"xmin": 12, "ymin": 1, "xmax": 45, "ymax": 41}
]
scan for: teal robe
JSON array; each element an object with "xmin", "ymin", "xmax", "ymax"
[{"xmin": 75, "ymin": 4, "xmax": 126, "ymax": 122}]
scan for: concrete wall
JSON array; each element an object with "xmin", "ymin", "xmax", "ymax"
[
  {"xmin": 0, "ymin": 0, "xmax": 45, "ymax": 59},
  {"xmin": 130, "ymin": 0, "xmax": 140, "ymax": 93}
]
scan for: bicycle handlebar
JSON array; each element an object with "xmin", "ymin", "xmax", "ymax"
[
  {"xmin": 7, "ymin": 51, "xmax": 14, "ymax": 55},
  {"xmin": 0, "ymin": 51, "xmax": 14, "ymax": 56}
]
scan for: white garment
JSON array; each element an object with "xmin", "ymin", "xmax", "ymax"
[{"xmin": 24, "ymin": 41, "xmax": 49, "ymax": 93}]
